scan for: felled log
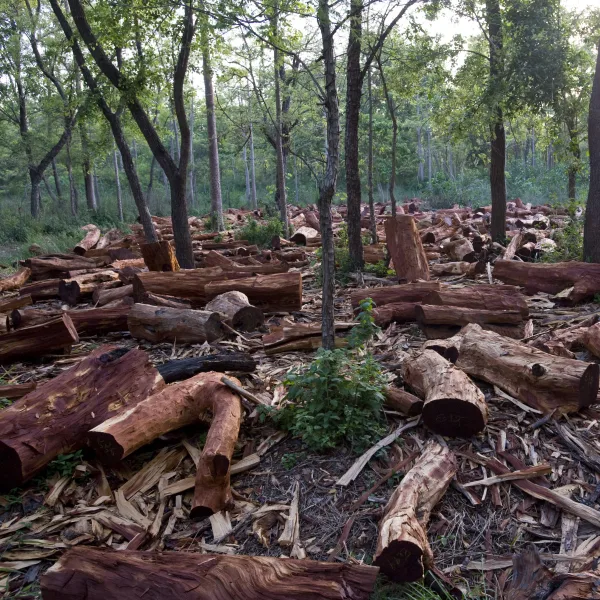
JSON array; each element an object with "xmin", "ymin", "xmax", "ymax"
[
  {"xmin": 156, "ymin": 352, "xmax": 256, "ymax": 384},
  {"xmin": 0, "ymin": 314, "xmax": 79, "ymax": 364},
  {"xmin": 10, "ymin": 308, "xmax": 61, "ymax": 329},
  {"xmin": 582, "ymin": 322, "xmax": 600, "ymax": 358},
  {"xmin": 423, "ymin": 284, "xmax": 529, "ymax": 317},
  {"xmin": 41, "ymin": 547, "xmax": 379, "ymax": 600},
  {"xmin": 0, "ymin": 346, "xmax": 164, "ymax": 489},
  {"xmin": 24, "ymin": 255, "xmax": 103, "ymax": 280},
  {"xmin": 142, "ymin": 291, "xmax": 192, "ymax": 309},
  {"xmin": 0, "ymin": 294, "xmax": 32, "ymax": 313},
  {"xmin": 528, "ymin": 315, "xmax": 597, "ymax": 358},
  {"xmin": 58, "ymin": 271, "xmax": 120, "ymax": 305},
  {"xmin": 451, "ymin": 323, "xmax": 599, "ymax": 414},
  {"xmin": 205, "ymin": 291, "xmax": 264, "ymax": 332},
  {"xmin": 0, "ymin": 267, "xmax": 31, "ymax": 293},
  {"xmin": 374, "ymin": 442, "xmax": 457, "ymax": 582},
  {"xmin": 203, "ymin": 249, "xmax": 235, "ymax": 268},
  {"xmin": 351, "ymin": 281, "xmax": 441, "ymax": 310},
  {"xmin": 95, "ymin": 228, "xmax": 122, "ymax": 250},
  {"xmin": 430, "ymin": 262, "xmax": 485, "ymax": 277},
  {"xmin": 493, "ymin": 259, "xmax": 600, "ymax": 303},
  {"xmin": 304, "ymin": 210, "xmax": 321, "ymax": 232},
  {"xmin": 385, "ymin": 387, "xmax": 423, "ymax": 416},
  {"xmin": 385, "ymin": 215, "xmax": 430, "ymax": 282},
  {"xmin": 262, "ymin": 322, "xmax": 353, "ymax": 349},
  {"xmin": 89, "ymin": 372, "xmax": 242, "ymax": 518},
  {"xmin": 128, "ymin": 303, "xmax": 223, "ymax": 344},
  {"xmin": 421, "ymin": 321, "xmax": 529, "ymax": 341},
  {"xmin": 415, "ymin": 305, "xmax": 523, "ymax": 327},
  {"xmin": 73, "ymin": 224, "xmax": 101, "ymax": 255},
  {"xmin": 205, "ymin": 272, "xmax": 303, "ymax": 313},
  {"xmin": 92, "ymin": 284, "xmax": 133, "ymax": 306},
  {"xmin": 139, "ymin": 241, "xmax": 180, "ymax": 272},
  {"xmin": 372, "ymin": 302, "xmax": 419, "ymax": 327},
  {"xmin": 204, "ymin": 251, "xmax": 289, "ymax": 275},
  {"xmin": 403, "ymin": 349, "xmax": 488, "ymax": 437},
  {"xmin": 440, "ymin": 237, "xmax": 476, "ymax": 262},
  {"xmin": 506, "ymin": 545, "xmax": 600, "ymax": 600},
  {"xmin": 290, "ymin": 226, "xmax": 319, "ymax": 246},
  {"xmin": 0, "ymin": 382, "xmax": 36, "ymax": 399}
]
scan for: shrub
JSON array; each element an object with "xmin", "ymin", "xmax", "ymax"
[
  {"xmin": 236, "ymin": 217, "xmax": 282, "ymax": 248},
  {"xmin": 541, "ymin": 200, "xmax": 583, "ymax": 263}
]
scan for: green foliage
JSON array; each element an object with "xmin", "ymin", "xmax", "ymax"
[
  {"xmin": 364, "ymin": 261, "xmax": 394, "ymax": 278},
  {"xmin": 348, "ymin": 298, "xmax": 380, "ymax": 349},
  {"xmin": 541, "ymin": 201, "xmax": 583, "ymax": 262},
  {"xmin": 0, "ymin": 397, "xmax": 12, "ymax": 409},
  {"xmin": 236, "ymin": 218, "xmax": 283, "ymax": 248},
  {"xmin": 44, "ymin": 450, "xmax": 84, "ymax": 479},
  {"xmin": 281, "ymin": 452, "xmax": 305, "ymax": 470}
]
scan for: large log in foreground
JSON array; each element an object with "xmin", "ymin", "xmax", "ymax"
[
  {"xmin": 0, "ymin": 314, "xmax": 79, "ymax": 363},
  {"xmin": 128, "ymin": 303, "xmax": 224, "ymax": 344},
  {"xmin": 205, "ymin": 272, "xmax": 303, "ymax": 313},
  {"xmin": 0, "ymin": 267, "xmax": 31, "ymax": 293},
  {"xmin": 453, "ymin": 324, "xmax": 599, "ymax": 414},
  {"xmin": 0, "ymin": 347, "xmax": 164, "ymax": 490},
  {"xmin": 157, "ymin": 353, "xmax": 256, "ymax": 383},
  {"xmin": 374, "ymin": 442, "xmax": 457, "ymax": 582},
  {"xmin": 403, "ymin": 349, "xmax": 488, "ymax": 437},
  {"xmin": 41, "ymin": 547, "xmax": 379, "ymax": 600},
  {"xmin": 385, "ymin": 215, "xmax": 430, "ymax": 282},
  {"xmin": 493, "ymin": 259, "xmax": 600, "ymax": 303},
  {"xmin": 89, "ymin": 372, "xmax": 242, "ymax": 518}
]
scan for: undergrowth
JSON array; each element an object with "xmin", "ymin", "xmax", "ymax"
[
  {"xmin": 540, "ymin": 200, "xmax": 584, "ymax": 262},
  {"xmin": 235, "ymin": 217, "xmax": 282, "ymax": 248},
  {"xmin": 262, "ymin": 299, "xmax": 386, "ymax": 453}
]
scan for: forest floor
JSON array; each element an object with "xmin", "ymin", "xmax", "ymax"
[{"xmin": 1, "ymin": 215, "xmax": 600, "ymax": 599}]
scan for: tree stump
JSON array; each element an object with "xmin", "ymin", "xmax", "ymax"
[
  {"xmin": 140, "ymin": 240, "xmax": 180, "ymax": 271},
  {"xmin": 205, "ymin": 291, "xmax": 264, "ymax": 332},
  {"xmin": 384, "ymin": 215, "xmax": 430, "ymax": 282}
]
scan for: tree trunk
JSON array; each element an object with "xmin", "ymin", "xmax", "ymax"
[
  {"xmin": 66, "ymin": 137, "xmax": 78, "ymax": 216},
  {"xmin": 372, "ymin": 302, "xmax": 420, "ymax": 327},
  {"xmin": 201, "ymin": 24, "xmax": 224, "ymax": 231},
  {"xmin": 487, "ymin": 0, "xmax": 507, "ymax": 242},
  {"xmin": 584, "ymin": 38, "xmax": 600, "ymax": 262},
  {"xmin": 140, "ymin": 240, "xmax": 180, "ymax": 272},
  {"xmin": 52, "ymin": 157, "xmax": 62, "ymax": 204},
  {"xmin": 73, "ymin": 224, "xmax": 101, "ymax": 255},
  {"xmin": 417, "ymin": 101, "xmax": 424, "ymax": 182},
  {"xmin": 374, "ymin": 442, "xmax": 457, "ymax": 581},
  {"xmin": 367, "ymin": 66, "xmax": 377, "ymax": 243},
  {"xmin": 0, "ymin": 346, "xmax": 163, "ymax": 490},
  {"xmin": 378, "ymin": 55, "xmax": 397, "ymax": 217},
  {"xmin": 415, "ymin": 305, "xmax": 522, "ymax": 327},
  {"xmin": 403, "ymin": 350, "xmax": 488, "ymax": 437},
  {"xmin": 427, "ymin": 127, "xmax": 432, "ymax": 185},
  {"xmin": 41, "ymin": 547, "xmax": 378, "ymax": 600},
  {"xmin": 345, "ymin": 0, "xmax": 364, "ymax": 271},
  {"xmin": 156, "ymin": 352, "xmax": 256, "ymax": 384},
  {"xmin": 249, "ymin": 122, "xmax": 258, "ymax": 208},
  {"xmin": 385, "ymin": 216, "xmax": 430, "ymax": 282},
  {"xmin": 113, "ymin": 146, "xmax": 123, "ymax": 221},
  {"xmin": 243, "ymin": 144, "xmax": 251, "ymax": 204},
  {"xmin": 188, "ymin": 96, "xmax": 196, "ymax": 207},
  {"xmin": 385, "ymin": 387, "xmax": 423, "ymax": 416}
]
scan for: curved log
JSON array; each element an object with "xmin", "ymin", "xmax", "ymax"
[
  {"xmin": 41, "ymin": 547, "xmax": 379, "ymax": 600},
  {"xmin": 0, "ymin": 267, "xmax": 31, "ymax": 293},
  {"xmin": 73, "ymin": 224, "xmax": 101, "ymax": 255}
]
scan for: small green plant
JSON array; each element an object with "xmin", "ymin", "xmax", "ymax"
[
  {"xmin": 0, "ymin": 397, "xmax": 11, "ymax": 409},
  {"xmin": 281, "ymin": 452, "xmax": 305, "ymax": 470},
  {"xmin": 541, "ymin": 200, "xmax": 583, "ymax": 263},
  {"xmin": 236, "ymin": 217, "xmax": 283, "ymax": 248},
  {"xmin": 365, "ymin": 260, "xmax": 394, "ymax": 278},
  {"xmin": 348, "ymin": 298, "xmax": 380, "ymax": 349},
  {"xmin": 45, "ymin": 450, "xmax": 84, "ymax": 478}
]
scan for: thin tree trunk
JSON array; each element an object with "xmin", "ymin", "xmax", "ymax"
[
  {"xmin": 567, "ymin": 120, "xmax": 580, "ymax": 201},
  {"xmin": 294, "ymin": 152, "xmax": 299, "ymax": 205},
  {"xmin": 52, "ymin": 158, "xmax": 62, "ymax": 206},
  {"xmin": 147, "ymin": 156, "xmax": 156, "ymax": 209},
  {"xmin": 189, "ymin": 96, "xmax": 195, "ymax": 207},
  {"xmin": 427, "ymin": 127, "xmax": 432, "ymax": 186},
  {"xmin": 66, "ymin": 137, "xmax": 78, "ymax": 216},
  {"xmin": 417, "ymin": 101, "xmax": 424, "ymax": 183},
  {"xmin": 93, "ymin": 162, "xmax": 100, "ymax": 205},
  {"xmin": 487, "ymin": 0, "xmax": 507, "ymax": 242},
  {"xmin": 378, "ymin": 55, "xmax": 397, "ymax": 218},
  {"xmin": 367, "ymin": 66, "xmax": 376, "ymax": 244},
  {"xmin": 249, "ymin": 122, "xmax": 258, "ymax": 208},
  {"xmin": 201, "ymin": 24, "xmax": 224, "ymax": 231},
  {"xmin": 113, "ymin": 146, "xmax": 123, "ymax": 221},
  {"xmin": 76, "ymin": 70, "xmax": 96, "ymax": 211},
  {"xmin": 531, "ymin": 126, "xmax": 536, "ymax": 168},
  {"xmin": 584, "ymin": 39, "xmax": 600, "ymax": 263},
  {"xmin": 243, "ymin": 144, "xmax": 251, "ymax": 204}
]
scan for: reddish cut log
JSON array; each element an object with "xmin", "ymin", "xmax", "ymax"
[
  {"xmin": 372, "ymin": 302, "xmax": 420, "ymax": 327},
  {"xmin": 262, "ymin": 322, "xmax": 353, "ymax": 349},
  {"xmin": 10, "ymin": 308, "xmax": 61, "ymax": 329},
  {"xmin": 128, "ymin": 303, "xmax": 223, "ymax": 344},
  {"xmin": 0, "ymin": 294, "xmax": 32, "ymax": 313},
  {"xmin": 205, "ymin": 291, "xmax": 264, "ymax": 332},
  {"xmin": 415, "ymin": 305, "xmax": 523, "ymax": 327},
  {"xmin": 440, "ymin": 237, "xmax": 476, "ymax": 262},
  {"xmin": 582, "ymin": 323, "xmax": 600, "ymax": 358},
  {"xmin": 140, "ymin": 241, "xmax": 180, "ymax": 272},
  {"xmin": 24, "ymin": 255, "xmax": 102, "ymax": 280},
  {"xmin": 0, "ymin": 346, "xmax": 164, "ymax": 490},
  {"xmin": 156, "ymin": 352, "xmax": 256, "ymax": 384},
  {"xmin": 363, "ymin": 244, "xmax": 386, "ymax": 264},
  {"xmin": 95, "ymin": 228, "xmax": 122, "ymax": 250},
  {"xmin": 493, "ymin": 259, "xmax": 600, "ymax": 303},
  {"xmin": 454, "ymin": 323, "xmax": 599, "ymax": 414},
  {"xmin": 423, "ymin": 284, "xmax": 529, "ymax": 318},
  {"xmin": 68, "ymin": 306, "xmax": 131, "ymax": 336},
  {"xmin": 385, "ymin": 387, "xmax": 423, "ymax": 416},
  {"xmin": 430, "ymin": 262, "xmax": 485, "ymax": 277},
  {"xmin": 92, "ymin": 284, "xmax": 133, "ymax": 306},
  {"xmin": 58, "ymin": 271, "xmax": 120, "ymax": 305},
  {"xmin": 141, "ymin": 292, "xmax": 191, "ymax": 309},
  {"xmin": 351, "ymin": 281, "xmax": 441, "ymax": 310},
  {"xmin": 205, "ymin": 272, "xmax": 303, "ymax": 313},
  {"xmin": 0, "ymin": 267, "xmax": 31, "ymax": 293},
  {"xmin": 0, "ymin": 382, "xmax": 36, "ymax": 399},
  {"xmin": 0, "ymin": 314, "xmax": 78, "ymax": 364},
  {"xmin": 41, "ymin": 547, "xmax": 379, "ymax": 600},
  {"xmin": 89, "ymin": 372, "xmax": 242, "ymax": 518},
  {"xmin": 73, "ymin": 224, "xmax": 101, "ymax": 255},
  {"xmin": 384, "ymin": 215, "xmax": 430, "ymax": 282},
  {"xmin": 374, "ymin": 442, "xmax": 457, "ymax": 582},
  {"xmin": 403, "ymin": 349, "xmax": 488, "ymax": 437},
  {"xmin": 304, "ymin": 210, "xmax": 321, "ymax": 232}
]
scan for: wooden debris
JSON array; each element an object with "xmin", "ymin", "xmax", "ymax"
[
  {"xmin": 73, "ymin": 225, "xmax": 101, "ymax": 255},
  {"xmin": 0, "ymin": 267, "xmax": 31, "ymax": 293},
  {"xmin": 385, "ymin": 387, "xmax": 424, "ymax": 417}
]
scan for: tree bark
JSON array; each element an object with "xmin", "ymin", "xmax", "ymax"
[
  {"xmin": 367, "ymin": 66, "xmax": 377, "ymax": 243},
  {"xmin": 351, "ymin": 281, "xmax": 441, "ymax": 309},
  {"xmin": 374, "ymin": 442, "xmax": 457, "ymax": 581},
  {"xmin": 0, "ymin": 346, "xmax": 163, "ymax": 490},
  {"xmin": 385, "ymin": 216, "xmax": 430, "ymax": 282},
  {"xmin": 41, "ymin": 547, "xmax": 379, "ymax": 600},
  {"xmin": 415, "ymin": 305, "xmax": 522, "ymax": 327},
  {"xmin": 403, "ymin": 349, "xmax": 488, "ymax": 437},
  {"xmin": 249, "ymin": 122, "xmax": 258, "ymax": 208},
  {"xmin": 140, "ymin": 241, "xmax": 180, "ymax": 272},
  {"xmin": 584, "ymin": 38, "xmax": 600, "ymax": 262},
  {"xmin": 156, "ymin": 352, "xmax": 256, "ymax": 384},
  {"xmin": 378, "ymin": 54, "xmax": 397, "ymax": 218},
  {"xmin": 205, "ymin": 291, "xmax": 264, "ymax": 331},
  {"xmin": 127, "ymin": 304, "xmax": 224, "ymax": 344}
]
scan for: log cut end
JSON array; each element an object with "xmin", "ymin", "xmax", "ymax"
[
  {"xmin": 87, "ymin": 431, "xmax": 126, "ymax": 465},
  {"xmin": 0, "ymin": 442, "xmax": 23, "ymax": 490},
  {"xmin": 579, "ymin": 363, "xmax": 600, "ymax": 409},
  {"xmin": 422, "ymin": 397, "xmax": 487, "ymax": 437},
  {"xmin": 374, "ymin": 539, "xmax": 425, "ymax": 583}
]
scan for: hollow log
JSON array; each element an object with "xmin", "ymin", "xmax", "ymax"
[
  {"xmin": 0, "ymin": 346, "xmax": 164, "ymax": 490},
  {"xmin": 140, "ymin": 240, "xmax": 180, "ymax": 272},
  {"xmin": 385, "ymin": 215, "xmax": 430, "ymax": 282},
  {"xmin": 290, "ymin": 226, "xmax": 319, "ymax": 245},
  {"xmin": 89, "ymin": 372, "xmax": 242, "ymax": 518},
  {"xmin": 92, "ymin": 284, "xmax": 133, "ymax": 306},
  {"xmin": 351, "ymin": 281, "xmax": 441, "ymax": 310},
  {"xmin": 423, "ymin": 284, "xmax": 529, "ymax": 318},
  {"xmin": 374, "ymin": 442, "xmax": 457, "ymax": 582},
  {"xmin": 128, "ymin": 303, "xmax": 223, "ymax": 344},
  {"xmin": 0, "ymin": 294, "xmax": 32, "ymax": 313},
  {"xmin": 41, "ymin": 547, "xmax": 379, "ymax": 600},
  {"xmin": 0, "ymin": 382, "xmax": 36, "ymax": 399},
  {"xmin": 156, "ymin": 352, "xmax": 256, "ymax": 384},
  {"xmin": 493, "ymin": 259, "xmax": 600, "ymax": 303},
  {"xmin": 452, "ymin": 323, "xmax": 599, "ymax": 414},
  {"xmin": 415, "ymin": 305, "xmax": 523, "ymax": 327},
  {"xmin": 0, "ymin": 314, "xmax": 79, "ymax": 364},
  {"xmin": 403, "ymin": 349, "xmax": 488, "ymax": 437},
  {"xmin": 372, "ymin": 302, "xmax": 419, "ymax": 327},
  {"xmin": 73, "ymin": 224, "xmax": 101, "ymax": 255},
  {"xmin": 205, "ymin": 272, "xmax": 303, "ymax": 313},
  {"xmin": 0, "ymin": 267, "xmax": 31, "ymax": 293},
  {"xmin": 205, "ymin": 291, "xmax": 264, "ymax": 332},
  {"xmin": 385, "ymin": 387, "xmax": 423, "ymax": 416}
]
